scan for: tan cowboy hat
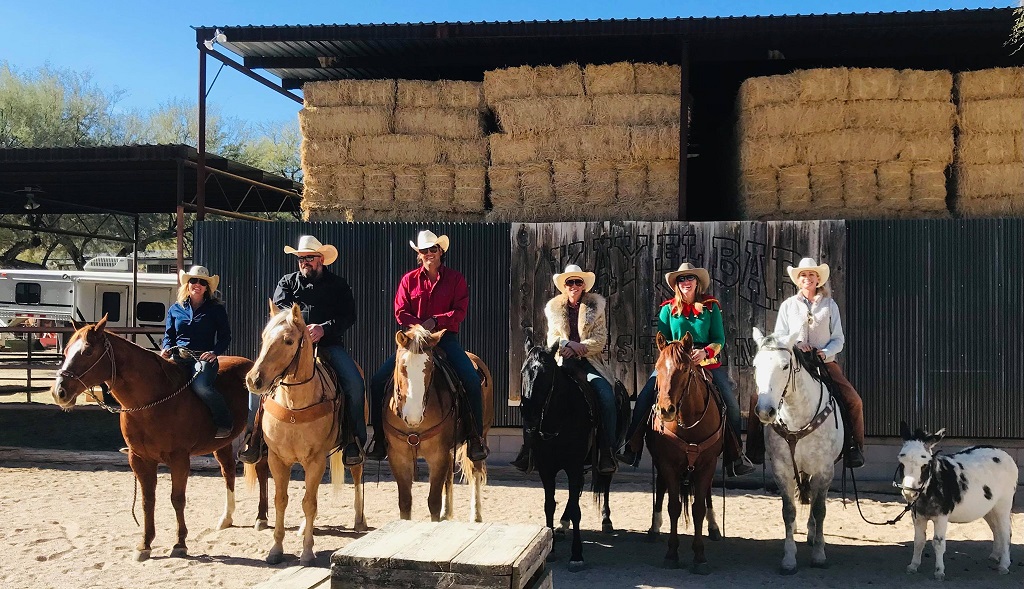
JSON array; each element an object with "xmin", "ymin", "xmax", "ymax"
[
  {"xmin": 787, "ymin": 257, "xmax": 830, "ymax": 287},
  {"xmin": 552, "ymin": 264, "xmax": 596, "ymax": 294},
  {"xmin": 284, "ymin": 235, "xmax": 338, "ymax": 265},
  {"xmin": 665, "ymin": 262, "xmax": 710, "ymax": 291},
  {"xmin": 179, "ymin": 265, "xmax": 220, "ymax": 293},
  {"xmin": 409, "ymin": 230, "xmax": 450, "ymax": 253}
]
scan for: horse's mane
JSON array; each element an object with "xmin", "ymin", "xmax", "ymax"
[
  {"xmin": 404, "ymin": 324, "xmax": 434, "ymax": 354},
  {"xmin": 793, "ymin": 347, "xmax": 839, "ymax": 396}
]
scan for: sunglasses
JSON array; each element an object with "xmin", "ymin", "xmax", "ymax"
[
  {"xmin": 676, "ymin": 274, "xmax": 698, "ymax": 283},
  {"xmin": 296, "ymin": 254, "xmax": 322, "ymax": 263},
  {"xmin": 187, "ymin": 278, "xmax": 208, "ymax": 287},
  {"xmin": 564, "ymin": 278, "xmax": 585, "ymax": 287},
  {"xmin": 418, "ymin": 245, "xmax": 441, "ymax": 254}
]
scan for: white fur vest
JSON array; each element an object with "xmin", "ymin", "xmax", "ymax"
[{"xmin": 544, "ymin": 292, "xmax": 614, "ymax": 384}]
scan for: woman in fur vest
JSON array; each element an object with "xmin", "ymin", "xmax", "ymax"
[{"xmin": 511, "ymin": 264, "xmax": 618, "ymax": 475}]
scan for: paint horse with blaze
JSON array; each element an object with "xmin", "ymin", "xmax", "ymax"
[
  {"xmin": 50, "ymin": 317, "xmax": 269, "ymax": 561},
  {"xmin": 246, "ymin": 302, "xmax": 367, "ymax": 565},
  {"xmin": 385, "ymin": 325, "xmax": 492, "ymax": 522},
  {"xmin": 645, "ymin": 332, "xmax": 725, "ymax": 574},
  {"xmin": 897, "ymin": 421, "xmax": 1017, "ymax": 580},
  {"xmin": 751, "ymin": 327, "xmax": 844, "ymax": 574}
]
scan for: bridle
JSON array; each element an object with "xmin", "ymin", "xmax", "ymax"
[
  {"xmin": 273, "ymin": 334, "xmax": 317, "ymax": 388},
  {"xmin": 385, "ymin": 347, "xmax": 455, "ymax": 449},
  {"xmin": 659, "ymin": 360, "xmax": 708, "ymax": 429}
]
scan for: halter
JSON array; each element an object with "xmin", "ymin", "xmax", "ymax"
[
  {"xmin": 651, "ymin": 360, "xmax": 725, "ymax": 480},
  {"xmin": 386, "ymin": 347, "xmax": 456, "ymax": 451},
  {"xmin": 275, "ymin": 337, "xmax": 318, "ymax": 388}
]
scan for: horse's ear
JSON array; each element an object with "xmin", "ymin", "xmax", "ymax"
[
  {"xmin": 681, "ymin": 331, "xmax": 693, "ymax": 351},
  {"xmin": 524, "ymin": 327, "xmax": 534, "ymax": 353},
  {"xmin": 430, "ymin": 329, "xmax": 447, "ymax": 345},
  {"xmin": 927, "ymin": 428, "xmax": 946, "ymax": 448},
  {"xmin": 395, "ymin": 330, "xmax": 410, "ymax": 349},
  {"xmin": 752, "ymin": 327, "xmax": 765, "ymax": 347},
  {"xmin": 290, "ymin": 303, "xmax": 302, "ymax": 324},
  {"xmin": 94, "ymin": 315, "xmax": 108, "ymax": 332},
  {"xmin": 899, "ymin": 420, "xmax": 913, "ymax": 440},
  {"xmin": 70, "ymin": 319, "xmax": 83, "ymax": 331},
  {"xmin": 268, "ymin": 298, "xmax": 278, "ymax": 317},
  {"xmin": 656, "ymin": 331, "xmax": 668, "ymax": 351}
]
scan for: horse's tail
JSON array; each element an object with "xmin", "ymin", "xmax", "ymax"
[
  {"xmin": 591, "ymin": 471, "xmax": 612, "ymax": 511},
  {"xmin": 455, "ymin": 443, "xmax": 488, "ymax": 487},
  {"xmin": 797, "ymin": 473, "xmax": 811, "ymax": 505},
  {"xmin": 681, "ymin": 477, "xmax": 692, "ymax": 528},
  {"xmin": 329, "ymin": 450, "xmax": 345, "ymax": 497},
  {"xmin": 243, "ymin": 462, "xmax": 258, "ymax": 491}
]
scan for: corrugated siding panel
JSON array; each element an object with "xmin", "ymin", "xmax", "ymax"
[
  {"xmin": 847, "ymin": 218, "xmax": 1024, "ymax": 439},
  {"xmin": 194, "ymin": 221, "xmax": 516, "ymax": 427}
]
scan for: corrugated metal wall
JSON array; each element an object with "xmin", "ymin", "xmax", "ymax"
[
  {"xmin": 846, "ymin": 218, "xmax": 1024, "ymax": 439},
  {"xmin": 194, "ymin": 221, "xmax": 515, "ymax": 427}
]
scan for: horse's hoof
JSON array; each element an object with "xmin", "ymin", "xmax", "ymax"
[
  {"xmin": 601, "ymin": 522, "xmax": 614, "ymax": 534},
  {"xmin": 934, "ymin": 572, "xmax": 945, "ymax": 581},
  {"xmin": 707, "ymin": 528, "xmax": 722, "ymax": 542},
  {"xmin": 567, "ymin": 560, "xmax": 585, "ymax": 572},
  {"xmin": 170, "ymin": 546, "xmax": 187, "ymax": 558},
  {"xmin": 662, "ymin": 557, "xmax": 680, "ymax": 569},
  {"xmin": 133, "ymin": 550, "xmax": 151, "ymax": 562},
  {"xmin": 545, "ymin": 552, "xmax": 558, "ymax": 563},
  {"xmin": 906, "ymin": 565, "xmax": 918, "ymax": 574},
  {"xmin": 554, "ymin": 527, "xmax": 566, "ymax": 537},
  {"xmin": 810, "ymin": 560, "xmax": 829, "ymax": 569},
  {"xmin": 779, "ymin": 566, "xmax": 798, "ymax": 576},
  {"xmin": 254, "ymin": 520, "xmax": 269, "ymax": 531},
  {"xmin": 300, "ymin": 555, "xmax": 315, "ymax": 567},
  {"xmin": 355, "ymin": 523, "xmax": 369, "ymax": 533},
  {"xmin": 690, "ymin": 562, "xmax": 711, "ymax": 575},
  {"xmin": 217, "ymin": 517, "xmax": 232, "ymax": 530},
  {"xmin": 646, "ymin": 531, "xmax": 660, "ymax": 542},
  {"xmin": 266, "ymin": 550, "xmax": 284, "ymax": 565},
  {"xmin": 998, "ymin": 567, "xmax": 1009, "ymax": 575}
]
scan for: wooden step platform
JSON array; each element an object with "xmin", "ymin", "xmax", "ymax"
[
  {"xmin": 331, "ymin": 520, "xmax": 553, "ymax": 589},
  {"xmin": 253, "ymin": 566, "xmax": 330, "ymax": 589}
]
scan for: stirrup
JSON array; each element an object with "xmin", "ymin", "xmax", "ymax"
[
  {"xmin": 365, "ymin": 436, "xmax": 387, "ymax": 460},
  {"xmin": 342, "ymin": 442, "xmax": 364, "ymax": 466},
  {"xmin": 844, "ymin": 446, "xmax": 865, "ymax": 468},
  {"xmin": 511, "ymin": 446, "xmax": 533, "ymax": 473},
  {"xmin": 727, "ymin": 455, "xmax": 756, "ymax": 477},
  {"xmin": 615, "ymin": 446, "xmax": 640, "ymax": 467}
]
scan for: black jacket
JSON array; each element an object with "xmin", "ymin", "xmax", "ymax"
[{"xmin": 273, "ymin": 268, "xmax": 355, "ymax": 347}]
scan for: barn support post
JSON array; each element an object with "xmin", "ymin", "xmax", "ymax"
[
  {"xmin": 176, "ymin": 158, "xmax": 185, "ymax": 273},
  {"xmin": 197, "ymin": 48, "xmax": 207, "ymax": 222},
  {"xmin": 678, "ymin": 39, "xmax": 690, "ymax": 221},
  {"xmin": 131, "ymin": 213, "xmax": 139, "ymax": 342}
]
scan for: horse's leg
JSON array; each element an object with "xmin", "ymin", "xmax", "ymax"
[
  {"xmin": 601, "ymin": 474, "xmax": 613, "ymax": 533},
  {"xmin": 349, "ymin": 462, "xmax": 367, "ymax": 532},
  {"xmin": 664, "ymin": 471, "xmax": 681, "ymax": 568},
  {"xmin": 129, "ymin": 454, "xmax": 158, "ymax": 562},
  {"xmin": 426, "ymin": 452, "xmax": 450, "ymax": 522},
  {"xmin": 648, "ymin": 469, "xmax": 666, "ymax": 539},
  {"xmin": 566, "ymin": 467, "xmax": 585, "ymax": 571},
  {"xmin": 690, "ymin": 471, "xmax": 712, "ymax": 575},
  {"xmin": 167, "ymin": 453, "xmax": 191, "ymax": 558},
  {"xmin": 213, "ymin": 445, "xmax": 236, "ymax": 530},
  {"xmin": 779, "ymin": 486, "xmax": 798, "ymax": 574},
  {"xmin": 390, "ymin": 450, "xmax": 416, "ymax": 520},
  {"xmin": 907, "ymin": 513, "xmax": 927, "ymax": 574},
  {"xmin": 808, "ymin": 481, "xmax": 829, "ymax": 568},
  {"xmin": 468, "ymin": 452, "xmax": 485, "ymax": 524},
  {"xmin": 266, "ymin": 451, "xmax": 292, "ymax": 564},
  {"xmin": 983, "ymin": 498, "xmax": 1012, "ymax": 573},
  {"xmin": 705, "ymin": 490, "xmax": 721, "ymax": 541},
  {"xmin": 441, "ymin": 459, "xmax": 454, "ymax": 521},
  {"xmin": 255, "ymin": 455, "xmax": 270, "ymax": 530},
  {"xmin": 298, "ymin": 456, "xmax": 327, "ymax": 565},
  {"xmin": 931, "ymin": 516, "xmax": 949, "ymax": 581},
  {"xmin": 539, "ymin": 468, "xmax": 558, "ymax": 536}
]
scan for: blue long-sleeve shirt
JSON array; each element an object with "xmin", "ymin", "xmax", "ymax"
[{"xmin": 162, "ymin": 299, "xmax": 231, "ymax": 355}]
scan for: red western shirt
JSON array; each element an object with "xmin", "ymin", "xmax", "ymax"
[{"xmin": 394, "ymin": 265, "xmax": 469, "ymax": 333}]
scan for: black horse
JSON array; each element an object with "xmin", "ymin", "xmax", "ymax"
[{"xmin": 519, "ymin": 338, "xmax": 629, "ymax": 571}]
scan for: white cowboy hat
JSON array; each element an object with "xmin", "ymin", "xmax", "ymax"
[
  {"xmin": 664, "ymin": 262, "xmax": 710, "ymax": 291},
  {"xmin": 552, "ymin": 264, "xmax": 596, "ymax": 294},
  {"xmin": 409, "ymin": 230, "xmax": 450, "ymax": 253},
  {"xmin": 787, "ymin": 257, "xmax": 830, "ymax": 287},
  {"xmin": 178, "ymin": 265, "xmax": 220, "ymax": 293},
  {"xmin": 284, "ymin": 235, "xmax": 338, "ymax": 265}
]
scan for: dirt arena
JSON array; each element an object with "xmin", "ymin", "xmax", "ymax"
[{"xmin": 1, "ymin": 457, "xmax": 1022, "ymax": 589}]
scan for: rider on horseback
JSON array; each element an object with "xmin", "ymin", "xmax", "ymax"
[
  {"xmin": 239, "ymin": 236, "xmax": 366, "ymax": 466},
  {"xmin": 511, "ymin": 264, "xmax": 618, "ymax": 476},
  {"xmin": 366, "ymin": 230, "xmax": 488, "ymax": 462}
]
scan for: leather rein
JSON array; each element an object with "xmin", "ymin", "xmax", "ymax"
[{"xmin": 259, "ymin": 333, "xmax": 338, "ymax": 424}]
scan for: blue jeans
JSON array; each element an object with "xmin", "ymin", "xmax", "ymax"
[
  {"xmin": 625, "ymin": 366, "xmax": 740, "ymax": 443},
  {"xmin": 579, "ymin": 363, "xmax": 616, "ymax": 448},
  {"xmin": 320, "ymin": 344, "xmax": 367, "ymax": 445},
  {"xmin": 371, "ymin": 332, "xmax": 483, "ymax": 434},
  {"xmin": 177, "ymin": 357, "xmax": 231, "ymax": 428}
]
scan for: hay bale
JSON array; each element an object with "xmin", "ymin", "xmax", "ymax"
[
  {"xmin": 635, "ymin": 198, "xmax": 679, "ymax": 222},
  {"xmin": 452, "ymin": 165, "xmax": 486, "ymax": 213},
  {"xmin": 489, "ymin": 134, "xmax": 541, "ymax": 165},
  {"xmin": 899, "ymin": 133, "xmax": 954, "ymax": 165},
  {"xmin": 844, "ymin": 101, "xmax": 955, "ymax": 134},
  {"xmin": 493, "ymin": 97, "xmax": 592, "ymax": 135},
  {"xmin": 299, "ymin": 106, "xmax": 393, "ymax": 138},
  {"xmin": 394, "ymin": 166, "xmax": 425, "ymax": 203},
  {"xmin": 742, "ymin": 103, "xmax": 844, "ymax": 138},
  {"xmin": 848, "ymin": 68, "xmax": 901, "ymax": 101},
  {"xmin": 958, "ymin": 98, "xmax": 1024, "ymax": 134},
  {"xmin": 635, "ymin": 63, "xmax": 681, "ymax": 95},
  {"xmin": 737, "ymin": 74, "xmax": 800, "ymax": 110},
  {"xmin": 362, "ymin": 166, "xmax": 395, "ymax": 206},
  {"xmin": 302, "ymin": 79, "xmax": 397, "ymax": 108},
  {"xmin": 584, "ymin": 63, "xmax": 636, "ymax": 95},
  {"xmin": 483, "ymin": 64, "xmax": 584, "ymax": 104},
  {"xmin": 802, "ymin": 132, "xmax": 851, "ymax": 164},
  {"xmin": 488, "ymin": 165, "xmax": 521, "ymax": 208},
  {"xmin": 842, "ymin": 162, "xmax": 879, "ymax": 208},
  {"xmin": 739, "ymin": 138, "xmax": 800, "ymax": 170},
  {"xmin": 740, "ymin": 168, "xmax": 778, "ymax": 199},
  {"xmin": 584, "ymin": 160, "xmax": 618, "ymax": 204},
  {"xmin": 440, "ymin": 138, "xmax": 488, "ymax": 165},
  {"xmin": 809, "ymin": 163, "xmax": 844, "ymax": 205},
  {"xmin": 335, "ymin": 165, "xmax": 365, "ymax": 203},
  {"xmin": 629, "ymin": 125, "xmax": 680, "ymax": 161},
  {"xmin": 877, "ymin": 161, "xmax": 913, "ymax": 207},
  {"xmin": 590, "ymin": 95, "xmax": 680, "ymax": 126},
  {"xmin": 396, "ymin": 80, "xmax": 483, "ymax": 110},
  {"xmin": 898, "ymin": 69, "xmax": 952, "ymax": 101},
  {"xmin": 300, "ymin": 138, "xmax": 349, "ymax": 170},
  {"xmin": 777, "ymin": 165, "xmax": 812, "ymax": 212},
  {"xmin": 424, "ymin": 164, "xmax": 456, "ymax": 206},
  {"xmin": 955, "ymin": 68, "xmax": 1024, "ymax": 101},
  {"xmin": 646, "ymin": 160, "xmax": 679, "ymax": 202},
  {"xmin": 957, "ymin": 132, "xmax": 1020, "ymax": 165},
  {"xmin": 552, "ymin": 160, "xmax": 585, "ymax": 200},
  {"xmin": 910, "ymin": 162, "xmax": 948, "ymax": 210},
  {"xmin": 519, "ymin": 162, "xmax": 554, "ymax": 204},
  {"xmin": 349, "ymin": 135, "xmax": 440, "ymax": 165},
  {"xmin": 616, "ymin": 163, "xmax": 647, "ymax": 200},
  {"xmin": 552, "ymin": 126, "xmax": 631, "ymax": 160},
  {"xmin": 797, "ymin": 68, "xmax": 849, "ymax": 102},
  {"xmin": 393, "ymin": 108, "xmax": 483, "ymax": 139},
  {"xmin": 957, "ymin": 163, "xmax": 1024, "ymax": 199},
  {"xmin": 956, "ymin": 196, "xmax": 1015, "ymax": 218}
]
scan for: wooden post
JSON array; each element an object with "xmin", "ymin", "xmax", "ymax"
[
  {"xmin": 678, "ymin": 40, "xmax": 690, "ymax": 221},
  {"xmin": 197, "ymin": 48, "xmax": 207, "ymax": 222}
]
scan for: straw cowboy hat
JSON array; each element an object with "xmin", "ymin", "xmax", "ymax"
[
  {"xmin": 664, "ymin": 262, "xmax": 710, "ymax": 291},
  {"xmin": 284, "ymin": 235, "xmax": 338, "ymax": 265},
  {"xmin": 409, "ymin": 230, "xmax": 450, "ymax": 253},
  {"xmin": 787, "ymin": 257, "xmax": 830, "ymax": 287},
  {"xmin": 552, "ymin": 264, "xmax": 596, "ymax": 294},
  {"xmin": 179, "ymin": 265, "xmax": 220, "ymax": 293}
]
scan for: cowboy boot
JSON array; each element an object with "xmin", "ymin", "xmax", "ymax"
[
  {"xmin": 467, "ymin": 435, "xmax": 488, "ymax": 462},
  {"xmin": 510, "ymin": 427, "xmax": 535, "ymax": 473},
  {"xmin": 615, "ymin": 426, "xmax": 645, "ymax": 467},
  {"xmin": 238, "ymin": 412, "xmax": 265, "ymax": 465},
  {"xmin": 598, "ymin": 445, "xmax": 618, "ymax": 475},
  {"xmin": 365, "ymin": 426, "xmax": 387, "ymax": 461}
]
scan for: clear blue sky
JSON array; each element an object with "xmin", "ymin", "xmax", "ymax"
[{"xmin": 0, "ymin": 1, "xmax": 1012, "ymax": 126}]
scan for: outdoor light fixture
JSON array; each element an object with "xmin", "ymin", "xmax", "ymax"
[
  {"xmin": 203, "ymin": 29, "xmax": 227, "ymax": 51},
  {"xmin": 14, "ymin": 186, "xmax": 42, "ymax": 210}
]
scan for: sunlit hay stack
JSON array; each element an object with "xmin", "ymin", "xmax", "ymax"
[
  {"xmin": 397, "ymin": 80, "xmax": 485, "ymax": 110},
  {"xmin": 493, "ymin": 97, "xmax": 593, "ymax": 136},
  {"xmin": 634, "ymin": 64, "xmax": 681, "ymax": 95},
  {"xmin": 739, "ymin": 168, "xmax": 779, "ymax": 220},
  {"xmin": 954, "ymin": 68, "xmax": 1024, "ymax": 218},
  {"xmin": 302, "ymin": 79, "xmax": 397, "ymax": 108},
  {"xmin": 483, "ymin": 64, "xmax": 584, "ymax": 102},
  {"xmin": 299, "ymin": 106, "xmax": 393, "ymax": 138},
  {"xmin": 334, "ymin": 165, "xmax": 365, "ymax": 204},
  {"xmin": 441, "ymin": 138, "xmax": 488, "ymax": 165},
  {"xmin": 629, "ymin": 125, "xmax": 680, "ymax": 161},
  {"xmin": 589, "ymin": 94, "xmax": 680, "ymax": 126},
  {"xmin": 737, "ymin": 67, "xmax": 956, "ymax": 220},
  {"xmin": 584, "ymin": 62, "xmax": 636, "ymax": 95},
  {"xmin": 452, "ymin": 166, "xmax": 487, "ymax": 214},
  {"xmin": 485, "ymin": 165, "xmax": 522, "ymax": 222},
  {"xmin": 424, "ymin": 165, "xmax": 456, "ymax": 209},
  {"xmin": 393, "ymin": 107, "xmax": 483, "ymax": 140},
  {"xmin": 393, "ymin": 166, "xmax": 425, "ymax": 203}
]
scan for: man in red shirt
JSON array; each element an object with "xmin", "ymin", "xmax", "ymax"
[{"xmin": 366, "ymin": 230, "xmax": 487, "ymax": 462}]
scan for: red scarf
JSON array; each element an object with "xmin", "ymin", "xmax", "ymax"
[{"xmin": 660, "ymin": 295, "xmax": 719, "ymax": 318}]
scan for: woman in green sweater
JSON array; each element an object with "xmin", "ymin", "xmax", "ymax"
[{"xmin": 616, "ymin": 262, "xmax": 754, "ymax": 476}]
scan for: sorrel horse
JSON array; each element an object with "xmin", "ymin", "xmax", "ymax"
[
  {"xmin": 751, "ymin": 327, "xmax": 844, "ymax": 574},
  {"xmin": 645, "ymin": 332, "xmax": 724, "ymax": 574},
  {"xmin": 519, "ymin": 339, "xmax": 628, "ymax": 571},
  {"xmin": 50, "ymin": 317, "xmax": 269, "ymax": 561},
  {"xmin": 245, "ymin": 302, "xmax": 367, "ymax": 565},
  {"xmin": 386, "ymin": 325, "xmax": 492, "ymax": 522}
]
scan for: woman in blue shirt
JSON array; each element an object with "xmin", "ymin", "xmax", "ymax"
[{"xmin": 162, "ymin": 265, "xmax": 233, "ymax": 437}]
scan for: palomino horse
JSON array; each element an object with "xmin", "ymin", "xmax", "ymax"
[
  {"xmin": 519, "ymin": 339, "xmax": 628, "ymax": 571},
  {"xmin": 386, "ymin": 325, "xmax": 492, "ymax": 522},
  {"xmin": 245, "ymin": 302, "xmax": 367, "ymax": 565},
  {"xmin": 751, "ymin": 327, "xmax": 844, "ymax": 574},
  {"xmin": 50, "ymin": 317, "xmax": 270, "ymax": 561},
  {"xmin": 645, "ymin": 332, "xmax": 724, "ymax": 574}
]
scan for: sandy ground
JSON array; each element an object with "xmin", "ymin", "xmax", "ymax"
[{"xmin": 1, "ymin": 459, "xmax": 1022, "ymax": 589}]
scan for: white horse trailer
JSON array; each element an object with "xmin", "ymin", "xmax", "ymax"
[{"xmin": 0, "ymin": 263, "xmax": 178, "ymax": 350}]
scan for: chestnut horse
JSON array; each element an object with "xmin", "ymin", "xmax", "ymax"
[
  {"xmin": 245, "ymin": 302, "xmax": 367, "ymax": 565},
  {"xmin": 645, "ymin": 332, "xmax": 724, "ymax": 574},
  {"xmin": 386, "ymin": 325, "xmax": 492, "ymax": 522},
  {"xmin": 50, "ymin": 317, "xmax": 269, "ymax": 562}
]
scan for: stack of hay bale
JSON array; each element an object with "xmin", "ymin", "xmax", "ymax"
[
  {"xmin": 954, "ymin": 67, "xmax": 1024, "ymax": 217},
  {"xmin": 299, "ymin": 79, "xmax": 488, "ymax": 221},
  {"xmin": 738, "ymin": 68, "xmax": 956, "ymax": 220},
  {"xmin": 485, "ymin": 62, "xmax": 681, "ymax": 222}
]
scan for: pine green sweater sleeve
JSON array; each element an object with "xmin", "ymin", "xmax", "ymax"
[
  {"xmin": 658, "ymin": 304, "xmax": 672, "ymax": 339},
  {"xmin": 706, "ymin": 302, "xmax": 725, "ymax": 357}
]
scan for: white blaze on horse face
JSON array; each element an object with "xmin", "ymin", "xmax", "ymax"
[
  {"xmin": 60, "ymin": 338, "xmax": 86, "ymax": 371},
  {"xmin": 898, "ymin": 440, "xmax": 930, "ymax": 502},
  {"xmin": 752, "ymin": 348, "xmax": 788, "ymax": 422},
  {"xmin": 401, "ymin": 352, "xmax": 429, "ymax": 426}
]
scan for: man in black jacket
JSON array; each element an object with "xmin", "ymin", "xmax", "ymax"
[{"xmin": 239, "ymin": 235, "xmax": 366, "ymax": 466}]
